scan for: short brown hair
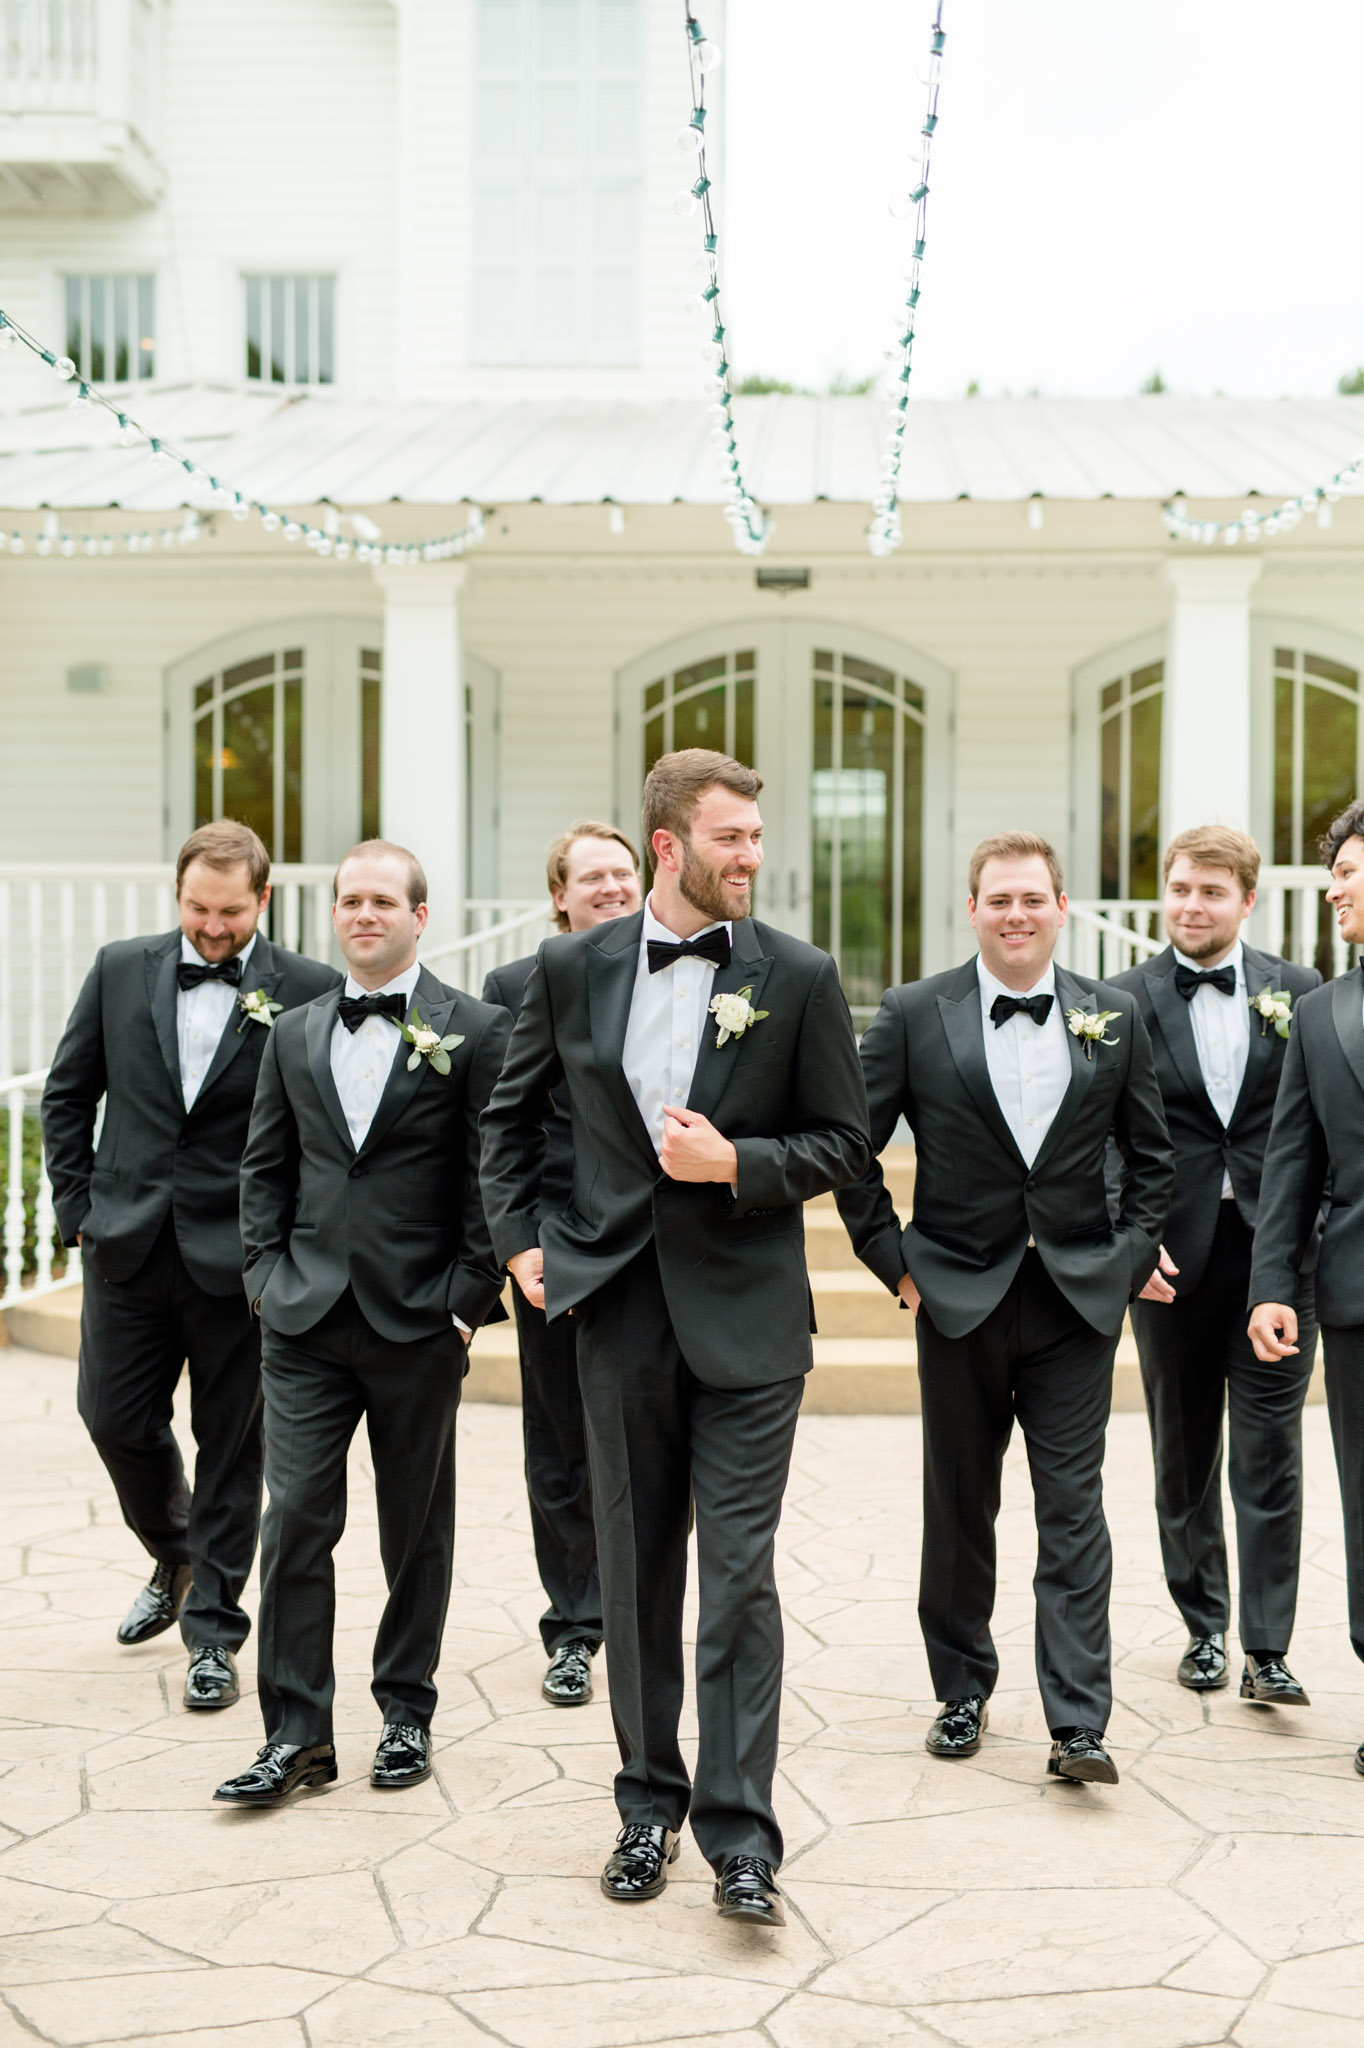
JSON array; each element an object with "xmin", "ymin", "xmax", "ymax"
[
  {"xmin": 546, "ymin": 820, "xmax": 639, "ymax": 933},
  {"xmin": 1321, "ymin": 798, "xmax": 1364, "ymax": 870},
  {"xmin": 641, "ymin": 748, "xmax": 763, "ymax": 849},
  {"xmin": 176, "ymin": 820, "xmax": 270, "ymax": 896},
  {"xmin": 332, "ymin": 838, "xmax": 428, "ymax": 910},
  {"xmin": 1162, "ymin": 824, "xmax": 1261, "ymax": 897},
  {"xmin": 968, "ymin": 831, "xmax": 1064, "ymax": 901}
]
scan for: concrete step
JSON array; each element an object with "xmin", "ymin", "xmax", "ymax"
[
  {"xmin": 0, "ymin": 1286, "xmax": 80, "ymax": 1358},
  {"xmin": 808, "ymin": 1144, "xmax": 915, "ymax": 1214}
]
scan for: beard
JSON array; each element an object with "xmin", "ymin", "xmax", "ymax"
[
  {"xmin": 679, "ymin": 837, "xmax": 753, "ymax": 923},
  {"xmin": 1169, "ymin": 923, "xmax": 1238, "ymax": 962},
  {"xmin": 187, "ymin": 926, "xmax": 256, "ymax": 961}
]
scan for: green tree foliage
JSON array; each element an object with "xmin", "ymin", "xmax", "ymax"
[{"xmin": 1338, "ymin": 367, "xmax": 1364, "ymax": 395}]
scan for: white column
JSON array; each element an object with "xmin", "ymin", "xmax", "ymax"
[
  {"xmin": 1160, "ymin": 557, "xmax": 1264, "ymax": 836},
  {"xmin": 373, "ymin": 565, "xmax": 465, "ymax": 937}
]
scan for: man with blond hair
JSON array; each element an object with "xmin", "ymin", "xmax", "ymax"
[
  {"xmin": 482, "ymin": 821, "xmax": 642, "ymax": 1709},
  {"xmin": 838, "ymin": 831, "xmax": 1172, "ymax": 1785},
  {"xmin": 1108, "ymin": 826, "xmax": 1319, "ymax": 1706},
  {"xmin": 42, "ymin": 821, "xmax": 339, "ymax": 1708}
]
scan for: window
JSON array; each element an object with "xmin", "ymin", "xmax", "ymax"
[
  {"xmin": 245, "ymin": 276, "xmax": 335, "ymax": 385},
  {"xmin": 641, "ymin": 651, "xmax": 755, "ymax": 783},
  {"xmin": 1273, "ymin": 645, "xmax": 1361, "ymax": 973},
  {"xmin": 64, "ymin": 275, "xmax": 155, "ymax": 382},
  {"xmin": 360, "ymin": 647, "xmax": 382, "ymax": 842},
  {"xmin": 1099, "ymin": 660, "xmax": 1163, "ymax": 898},
  {"xmin": 193, "ymin": 649, "xmax": 304, "ymax": 861},
  {"xmin": 472, "ymin": 0, "xmax": 644, "ymax": 364}
]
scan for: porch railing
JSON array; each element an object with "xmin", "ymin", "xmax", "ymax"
[{"xmin": 1067, "ymin": 867, "xmax": 1354, "ymax": 981}]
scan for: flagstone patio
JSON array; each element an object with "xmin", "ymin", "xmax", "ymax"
[{"xmin": 1, "ymin": 1338, "xmax": 1363, "ymax": 2048}]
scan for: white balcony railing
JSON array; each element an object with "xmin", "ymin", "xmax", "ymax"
[
  {"xmin": 0, "ymin": 0, "xmax": 163, "ymax": 207},
  {"xmin": 1065, "ymin": 868, "xmax": 1354, "ymax": 982},
  {"xmin": 0, "ymin": 0, "xmax": 97, "ymax": 114}
]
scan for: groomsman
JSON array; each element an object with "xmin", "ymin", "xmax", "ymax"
[
  {"xmin": 481, "ymin": 750, "xmax": 869, "ymax": 1925},
  {"xmin": 214, "ymin": 841, "xmax": 509, "ymax": 1804},
  {"xmin": 837, "ymin": 832, "xmax": 1173, "ymax": 1784},
  {"xmin": 1250, "ymin": 799, "xmax": 1364, "ymax": 1775},
  {"xmin": 41, "ymin": 822, "xmax": 339, "ymax": 1708},
  {"xmin": 482, "ymin": 821, "xmax": 642, "ymax": 1708},
  {"xmin": 1108, "ymin": 827, "xmax": 1318, "ymax": 1703}
]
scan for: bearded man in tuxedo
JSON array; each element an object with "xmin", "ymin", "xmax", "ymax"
[
  {"xmin": 41, "ymin": 821, "xmax": 340, "ymax": 1709},
  {"xmin": 837, "ymin": 832, "xmax": 1173, "ymax": 1785},
  {"xmin": 1250, "ymin": 799, "xmax": 1364, "ymax": 1778},
  {"xmin": 482, "ymin": 821, "xmax": 642, "ymax": 1710},
  {"xmin": 213, "ymin": 840, "xmax": 509, "ymax": 1805},
  {"xmin": 1108, "ymin": 826, "xmax": 1319, "ymax": 1705},
  {"xmin": 480, "ymin": 749, "xmax": 869, "ymax": 1926}
]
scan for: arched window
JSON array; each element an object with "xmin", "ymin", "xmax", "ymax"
[
  {"xmin": 192, "ymin": 648, "xmax": 304, "ymax": 861},
  {"xmin": 642, "ymin": 652, "xmax": 756, "ymax": 778},
  {"xmin": 1098, "ymin": 660, "xmax": 1163, "ymax": 898},
  {"xmin": 1272, "ymin": 646, "xmax": 1360, "ymax": 863}
]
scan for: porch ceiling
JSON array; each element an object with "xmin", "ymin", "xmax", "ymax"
[{"xmin": 0, "ymin": 385, "xmax": 1361, "ymax": 512}]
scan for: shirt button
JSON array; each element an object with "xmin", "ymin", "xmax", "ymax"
[{"xmin": 1027, "ymin": 1117, "xmax": 1035, "ymax": 1126}]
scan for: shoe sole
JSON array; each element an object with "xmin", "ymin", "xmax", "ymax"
[
  {"xmin": 370, "ymin": 1763, "xmax": 434, "ymax": 1789},
  {"xmin": 184, "ymin": 1692, "xmax": 239, "ymax": 1712},
  {"xmin": 1048, "ymin": 1757, "xmax": 1120, "ymax": 1785},
  {"xmin": 542, "ymin": 1686, "xmax": 593, "ymax": 1707},
  {"xmin": 213, "ymin": 1767, "xmax": 337, "ymax": 1805},
  {"xmin": 1177, "ymin": 1671, "xmax": 1229, "ymax": 1691},
  {"xmin": 1240, "ymin": 1688, "xmax": 1311, "ymax": 1707},
  {"xmin": 716, "ymin": 1900, "xmax": 786, "ymax": 1926}
]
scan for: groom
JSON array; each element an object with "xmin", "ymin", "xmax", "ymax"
[
  {"xmin": 837, "ymin": 832, "xmax": 1172, "ymax": 1784},
  {"xmin": 480, "ymin": 748, "xmax": 869, "ymax": 1925}
]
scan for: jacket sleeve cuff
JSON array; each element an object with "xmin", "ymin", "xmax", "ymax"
[
  {"xmin": 861, "ymin": 1225, "xmax": 910, "ymax": 1296},
  {"xmin": 241, "ymin": 1253, "xmax": 280, "ymax": 1308},
  {"xmin": 490, "ymin": 1214, "xmax": 541, "ymax": 1267},
  {"xmin": 447, "ymin": 1269, "xmax": 507, "ymax": 1329},
  {"xmin": 55, "ymin": 1193, "xmax": 90, "ymax": 1249},
  {"xmin": 731, "ymin": 1137, "xmax": 782, "ymax": 1215},
  {"xmin": 1249, "ymin": 1269, "xmax": 1299, "ymax": 1310}
]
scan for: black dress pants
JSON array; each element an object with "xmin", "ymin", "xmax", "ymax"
[
  {"xmin": 256, "ymin": 1290, "xmax": 463, "ymax": 1746},
  {"xmin": 1320, "ymin": 1324, "xmax": 1364, "ymax": 1671},
  {"xmin": 1131, "ymin": 1204, "xmax": 1316, "ymax": 1652},
  {"xmin": 916, "ymin": 1250, "xmax": 1117, "ymax": 1733},
  {"xmin": 575, "ymin": 1243, "xmax": 805, "ymax": 1873},
  {"xmin": 512, "ymin": 1291, "xmax": 602, "ymax": 1655},
  {"xmin": 77, "ymin": 1219, "xmax": 263, "ymax": 1651}
]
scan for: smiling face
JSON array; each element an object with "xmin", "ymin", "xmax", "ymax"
[
  {"xmin": 178, "ymin": 859, "xmax": 270, "ymax": 963},
  {"xmin": 332, "ymin": 851, "xmax": 429, "ymax": 989},
  {"xmin": 1163, "ymin": 855, "xmax": 1253, "ymax": 965},
  {"xmin": 969, "ymin": 855, "xmax": 1067, "ymax": 990},
  {"xmin": 651, "ymin": 785, "xmax": 765, "ymax": 933},
  {"xmin": 553, "ymin": 835, "xmax": 642, "ymax": 931},
  {"xmin": 1326, "ymin": 833, "xmax": 1364, "ymax": 947}
]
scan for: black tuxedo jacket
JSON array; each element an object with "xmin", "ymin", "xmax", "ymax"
[
  {"xmin": 482, "ymin": 952, "xmax": 573, "ymax": 1218},
  {"xmin": 1250, "ymin": 966, "xmax": 1364, "ymax": 1326},
  {"xmin": 1106, "ymin": 943, "xmax": 1320, "ymax": 1292},
  {"xmin": 836, "ymin": 958, "xmax": 1174, "ymax": 1340},
  {"xmin": 41, "ymin": 929, "xmax": 340, "ymax": 1296},
  {"xmin": 240, "ymin": 965, "xmax": 511, "ymax": 1343},
  {"xmin": 478, "ymin": 911, "xmax": 871, "ymax": 1389}
]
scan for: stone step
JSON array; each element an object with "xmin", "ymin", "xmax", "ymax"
[{"xmin": 808, "ymin": 1144, "xmax": 915, "ymax": 1213}]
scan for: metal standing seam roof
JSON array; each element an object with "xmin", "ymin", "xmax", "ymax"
[{"xmin": 0, "ymin": 386, "xmax": 1362, "ymax": 512}]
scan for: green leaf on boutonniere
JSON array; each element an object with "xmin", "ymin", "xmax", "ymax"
[
  {"xmin": 1250, "ymin": 987, "xmax": 1293, "ymax": 1039},
  {"xmin": 398, "ymin": 1006, "xmax": 465, "ymax": 1074}
]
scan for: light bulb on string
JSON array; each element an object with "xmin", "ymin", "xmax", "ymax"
[
  {"xmin": 261, "ymin": 511, "xmax": 281, "ymax": 532},
  {"xmin": 230, "ymin": 498, "xmax": 251, "ymax": 521},
  {"xmin": 53, "ymin": 356, "xmax": 76, "ymax": 380},
  {"xmin": 673, "ymin": 190, "xmax": 701, "ymax": 218},
  {"xmin": 70, "ymin": 384, "xmax": 94, "ymax": 417},
  {"xmin": 696, "ymin": 37, "xmax": 721, "ymax": 71},
  {"xmin": 676, "ymin": 124, "xmax": 705, "ymax": 155},
  {"xmin": 0, "ymin": 323, "xmax": 17, "ymax": 352}
]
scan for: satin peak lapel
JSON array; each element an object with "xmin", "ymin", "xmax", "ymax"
[
  {"xmin": 936, "ymin": 967, "xmax": 1027, "ymax": 1168},
  {"xmin": 192, "ymin": 944, "xmax": 285, "ymax": 1108},
  {"xmin": 686, "ymin": 922, "xmax": 773, "ymax": 1123},
  {"xmin": 146, "ymin": 939, "xmax": 184, "ymax": 1103},
  {"xmin": 1143, "ymin": 950, "xmax": 1217, "ymax": 1121},
  {"xmin": 359, "ymin": 968, "xmax": 454, "ymax": 1157},
  {"xmin": 304, "ymin": 988, "xmax": 355, "ymax": 1154},
  {"xmin": 1028, "ymin": 966, "xmax": 1099, "ymax": 1175},
  {"xmin": 1230, "ymin": 947, "xmax": 1281, "ymax": 1125},
  {"xmin": 585, "ymin": 914, "xmax": 657, "ymax": 1169},
  {"xmin": 1331, "ymin": 967, "xmax": 1364, "ymax": 1102}
]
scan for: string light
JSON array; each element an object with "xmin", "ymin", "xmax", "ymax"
[
  {"xmin": 1162, "ymin": 453, "xmax": 1364, "ymax": 545},
  {"xmin": 681, "ymin": 5, "xmax": 769, "ymax": 557},
  {"xmin": 0, "ymin": 308, "xmax": 486, "ymax": 566},
  {"xmin": 870, "ymin": 1, "xmax": 946, "ymax": 558}
]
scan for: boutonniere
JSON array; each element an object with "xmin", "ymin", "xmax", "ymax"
[
  {"xmin": 1065, "ymin": 1007, "xmax": 1121, "ymax": 1061},
  {"xmin": 236, "ymin": 988, "xmax": 283, "ymax": 1034},
  {"xmin": 399, "ymin": 1006, "xmax": 465, "ymax": 1075},
  {"xmin": 709, "ymin": 986, "xmax": 769, "ymax": 1047},
  {"xmin": 1250, "ymin": 986, "xmax": 1293, "ymax": 1039}
]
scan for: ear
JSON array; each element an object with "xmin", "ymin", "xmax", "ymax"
[
  {"xmin": 652, "ymin": 827, "xmax": 683, "ymax": 876},
  {"xmin": 413, "ymin": 900, "xmax": 430, "ymax": 935},
  {"xmin": 257, "ymin": 881, "xmax": 273, "ymax": 910}
]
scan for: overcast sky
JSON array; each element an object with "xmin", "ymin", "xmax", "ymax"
[{"xmin": 722, "ymin": 0, "xmax": 1364, "ymax": 398}]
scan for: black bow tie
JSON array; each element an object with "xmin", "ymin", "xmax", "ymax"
[
  {"xmin": 1174, "ymin": 963, "xmax": 1236, "ymax": 1001},
  {"xmin": 646, "ymin": 927, "xmax": 732, "ymax": 975},
  {"xmin": 337, "ymin": 991, "xmax": 407, "ymax": 1033},
  {"xmin": 177, "ymin": 956, "xmax": 243, "ymax": 990},
  {"xmin": 990, "ymin": 991, "xmax": 1054, "ymax": 1029}
]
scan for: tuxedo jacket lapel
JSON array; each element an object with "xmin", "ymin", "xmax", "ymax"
[
  {"xmin": 1143, "ymin": 947, "xmax": 1217, "ymax": 1121},
  {"xmin": 1230, "ymin": 945, "xmax": 1281, "ymax": 1126},
  {"xmin": 1028, "ymin": 965, "xmax": 1099, "ymax": 1175},
  {"xmin": 358, "ymin": 966, "xmax": 453, "ymax": 1158},
  {"xmin": 1331, "ymin": 966, "xmax": 1364, "ymax": 1101},
  {"xmin": 586, "ymin": 912, "xmax": 658, "ymax": 1171},
  {"xmin": 192, "ymin": 936, "xmax": 286, "ymax": 1108},
  {"xmin": 305, "ymin": 986, "xmax": 356, "ymax": 1153},
  {"xmin": 146, "ymin": 936, "xmax": 184, "ymax": 1103},
  {"xmin": 686, "ymin": 921, "xmax": 773, "ymax": 1123},
  {"xmin": 936, "ymin": 961, "xmax": 1028, "ymax": 1168}
]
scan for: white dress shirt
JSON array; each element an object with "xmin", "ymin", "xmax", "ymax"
[
  {"xmin": 977, "ymin": 956, "xmax": 1072, "ymax": 1169},
  {"xmin": 621, "ymin": 896, "xmax": 731, "ymax": 1155},
  {"xmin": 1174, "ymin": 940, "xmax": 1248, "ymax": 1197},
  {"xmin": 177, "ymin": 932, "xmax": 257, "ymax": 1111}
]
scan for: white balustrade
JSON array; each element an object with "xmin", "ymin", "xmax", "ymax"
[
  {"xmin": 0, "ymin": 0, "xmax": 98, "ymax": 114},
  {"xmin": 1067, "ymin": 868, "xmax": 1356, "ymax": 981}
]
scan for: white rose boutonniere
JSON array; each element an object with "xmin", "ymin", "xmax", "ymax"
[
  {"xmin": 1065, "ymin": 1006, "xmax": 1121, "ymax": 1062},
  {"xmin": 236, "ymin": 987, "xmax": 283, "ymax": 1034},
  {"xmin": 399, "ymin": 1006, "xmax": 465, "ymax": 1075},
  {"xmin": 1250, "ymin": 986, "xmax": 1293, "ymax": 1039},
  {"xmin": 709, "ymin": 985, "xmax": 769, "ymax": 1047}
]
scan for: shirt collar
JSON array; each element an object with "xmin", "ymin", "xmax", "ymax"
[
  {"xmin": 640, "ymin": 894, "xmax": 731, "ymax": 950},
  {"xmin": 180, "ymin": 932, "xmax": 257, "ymax": 974},
  {"xmin": 1172, "ymin": 939, "xmax": 1244, "ymax": 985},
  {"xmin": 976, "ymin": 954, "xmax": 1057, "ymax": 1007},
  {"xmin": 343, "ymin": 959, "xmax": 421, "ymax": 1001}
]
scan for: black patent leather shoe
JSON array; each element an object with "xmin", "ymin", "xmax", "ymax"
[
  {"xmin": 1177, "ymin": 1632, "xmax": 1228, "ymax": 1691},
  {"xmin": 715, "ymin": 1854, "xmax": 785, "ymax": 1927},
  {"xmin": 543, "ymin": 1640, "xmax": 594, "ymax": 1707},
  {"xmin": 1354, "ymin": 1743, "xmax": 1364, "ymax": 1778},
  {"xmin": 926, "ymin": 1695, "xmax": 988, "ymax": 1757},
  {"xmin": 371, "ymin": 1722, "xmax": 432, "ymax": 1788},
  {"xmin": 1240, "ymin": 1655, "xmax": 1310, "ymax": 1706},
  {"xmin": 600, "ymin": 1824, "xmax": 680, "ymax": 1902},
  {"xmin": 213, "ymin": 1742, "xmax": 337, "ymax": 1805},
  {"xmin": 117, "ymin": 1560, "xmax": 192, "ymax": 1645},
  {"xmin": 1047, "ymin": 1729, "xmax": 1119, "ymax": 1784},
  {"xmin": 184, "ymin": 1645, "xmax": 239, "ymax": 1710}
]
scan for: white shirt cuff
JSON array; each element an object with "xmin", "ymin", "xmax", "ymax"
[{"xmin": 452, "ymin": 1315, "xmax": 473, "ymax": 1340}]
